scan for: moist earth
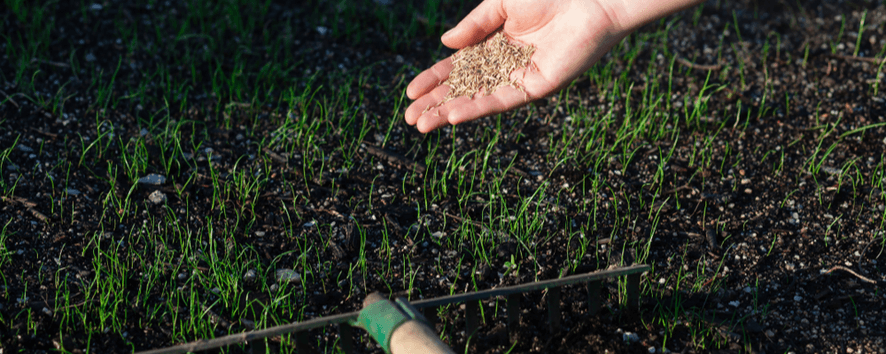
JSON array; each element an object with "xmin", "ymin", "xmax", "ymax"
[{"xmin": 1, "ymin": 0, "xmax": 885, "ymax": 353}]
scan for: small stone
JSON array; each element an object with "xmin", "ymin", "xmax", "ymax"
[
  {"xmin": 431, "ymin": 231, "xmax": 444, "ymax": 238},
  {"xmin": 648, "ymin": 347, "xmax": 657, "ymax": 353},
  {"xmin": 139, "ymin": 173, "xmax": 167, "ymax": 185},
  {"xmin": 622, "ymin": 332, "xmax": 639, "ymax": 342},
  {"xmin": 276, "ymin": 269, "xmax": 301, "ymax": 284},
  {"xmin": 254, "ymin": 231, "xmax": 266, "ymax": 237},
  {"xmin": 90, "ymin": 3, "xmax": 103, "ymax": 10},
  {"xmin": 65, "ymin": 188, "xmax": 81, "ymax": 196},
  {"xmin": 42, "ymin": 307, "xmax": 52, "ymax": 316},
  {"xmin": 148, "ymin": 190, "xmax": 167, "ymax": 204},
  {"xmin": 244, "ymin": 269, "xmax": 257, "ymax": 282},
  {"xmin": 17, "ymin": 145, "xmax": 33, "ymax": 152}
]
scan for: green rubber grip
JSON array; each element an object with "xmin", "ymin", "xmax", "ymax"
[
  {"xmin": 353, "ymin": 297, "xmax": 429, "ymax": 353},
  {"xmin": 355, "ymin": 299, "xmax": 409, "ymax": 353}
]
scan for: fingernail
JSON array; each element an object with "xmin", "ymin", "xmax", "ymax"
[{"xmin": 442, "ymin": 28, "xmax": 454, "ymax": 38}]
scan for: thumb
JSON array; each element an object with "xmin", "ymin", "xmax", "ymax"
[{"xmin": 441, "ymin": 0, "xmax": 506, "ymax": 49}]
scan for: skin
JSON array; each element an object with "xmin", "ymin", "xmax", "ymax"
[{"xmin": 404, "ymin": 0, "xmax": 705, "ymax": 133}]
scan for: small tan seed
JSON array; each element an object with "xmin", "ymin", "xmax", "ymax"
[{"xmin": 432, "ymin": 32, "xmax": 536, "ymax": 110}]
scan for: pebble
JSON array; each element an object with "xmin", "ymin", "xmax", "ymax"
[
  {"xmin": 17, "ymin": 145, "xmax": 33, "ymax": 152},
  {"xmin": 65, "ymin": 188, "xmax": 81, "ymax": 196},
  {"xmin": 138, "ymin": 173, "xmax": 167, "ymax": 185},
  {"xmin": 276, "ymin": 269, "xmax": 301, "ymax": 284},
  {"xmin": 622, "ymin": 332, "xmax": 639, "ymax": 342},
  {"xmin": 244, "ymin": 269, "xmax": 257, "ymax": 282},
  {"xmin": 148, "ymin": 190, "xmax": 167, "ymax": 204}
]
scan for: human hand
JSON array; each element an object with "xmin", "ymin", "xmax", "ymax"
[{"xmin": 404, "ymin": 0, "xmax": 704, "ymax": 133}]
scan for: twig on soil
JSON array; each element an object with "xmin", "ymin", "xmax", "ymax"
[
  {"xmin": 828, "ymin": 53, "xmax": 886, "ymax": 65},
  {"xmin": 820, "ymin": 265, "xmax": 880, "ymax": 285},
  {"xmin": 433, "ymin": 209, "xmax": 510, "ymax": 240},
  {"xmin": 676, "ymin": 57, "xmax": 723, "ymax": 71},
  {"xmin": 31, "ymin": 128, "xmax": 59, "ymax": 139},
  {"xmin": 1, "ymin": 196, "xmax": 49, "ymax": 223},
  {"xmin": 261, "ymin": 148, "xmax": 288, "ymax": 164},
  {"xmin": 363, "ymin": 144, "xmax": 427, "ymax": 173},
  {"xmin": 0, "ymin": 89, "xmax": 20, "ymax": 108},
  {"xmin": 31, "ymin": 58, "xmax": 71, "ymax": 68}
]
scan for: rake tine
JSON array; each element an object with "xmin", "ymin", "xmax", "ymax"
[
  {"xmin": 465, "ymin": 301, "xmax": 480, "ymax": 336},
  {"xmin": 295, "ymin": 331, "xmax": 317, "ymax": 354},
  {"xmin": 627, "ymin": 273, "xmax": 641, "ymax": 311},
  {"xmin": 423, "ymin": 306, "xmax": 439, "ymax": 328},
  {"xmin": 338, "ymin": 323, "xmax": 355, "ymax": 354},
  {"xmin": 546, "ymin": 287, "xmax": 561, "ymax": 332},
  {"xmin": 506, "ymin": 294, "xmax": 521, "ymax": 340},
  {"xmin": 587, "ymin": 281, "xmax": 601, "ymax": 315}
]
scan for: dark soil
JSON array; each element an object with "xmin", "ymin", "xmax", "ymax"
[{"xmin": 1, "ymin": 0, "xmax": 885, "ymax": 353}]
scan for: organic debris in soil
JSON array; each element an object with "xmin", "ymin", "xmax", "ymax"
[{"xmin": 441, "ymin": 32, "xmax": 536, "ymax": 102}]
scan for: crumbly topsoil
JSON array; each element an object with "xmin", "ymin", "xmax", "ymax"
[{"xmin": 441, "ymin": 32, "xmax": 536, "ymax": 102}]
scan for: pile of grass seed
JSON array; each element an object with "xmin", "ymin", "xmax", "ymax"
[{"xmin": 441, "ymin": 32, "xmax": 536, "ymax": 103}]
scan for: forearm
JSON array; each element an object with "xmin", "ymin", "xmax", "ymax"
[{"xmin": 602, "ymin": 0, "xmax": 705, "ymax": 32}]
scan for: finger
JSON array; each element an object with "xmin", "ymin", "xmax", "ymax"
[
  {"xmin": 416, "ymin": 108, "xmax": 453, "ymax": 133},
  {"xmin": 441, "ymin": 0, "xmax": 506, "ymax": 49},
  {"xmin": 447, "ymin": 86, "xmax": 532, "ymax": 125},
  {"xmin": 405, "ymin": 84, "xmax": 450, "ymax": 126},
  {"xmin": 415, "ymin": 95, "xmax": 472, "ymax": 133},
  {"xmin": 406, "ymin": 57, "xmax": 453, "ymax": 100}
]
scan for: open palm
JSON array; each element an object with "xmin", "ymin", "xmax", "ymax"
[
  {"xmin": 404, "ymin": 0, "xmax": 704, "ymax": 133},
  {"xmin": 404, "ymin": 0, "xmax": 626, "ymax": 133}
]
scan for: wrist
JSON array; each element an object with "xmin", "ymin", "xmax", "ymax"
[{"xmin": 599, "ymin": 0, "xmax": 705, "ymax": 32}]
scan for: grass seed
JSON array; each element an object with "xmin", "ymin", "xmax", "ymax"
[{"xmin": 440, "ymin": 32, "xmax": 536, "ymax": 104}]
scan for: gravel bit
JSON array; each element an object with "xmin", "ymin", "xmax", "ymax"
[
  {"xmin": 148, "ymin": 190, "xmax": 167, "ymax": 204},
  {"xmin": 275, "ymin": 269, "xmax": 301, "ymax": 284},
  {"xmin": 138, "ymin": 173, "xmax": 167, "ymax": 185}
]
